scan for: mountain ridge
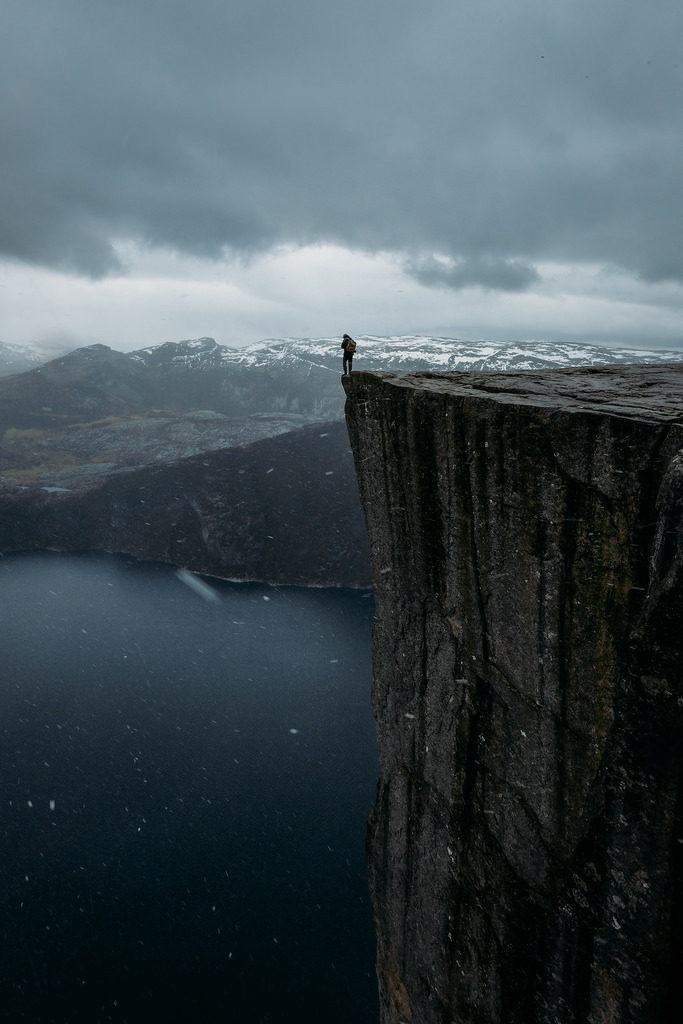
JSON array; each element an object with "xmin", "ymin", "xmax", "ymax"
[
  {"xmin": 3, "ymin": 334, "xmax": 683, "ymax": 431},
  {"xmin": 4, "ymin": 332, "xmax": 683, "ymax": 378}
]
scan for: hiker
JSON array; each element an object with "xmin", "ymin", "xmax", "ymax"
[{"xmin": 341, "ymin": 334, "xmax": 356, "ymax": 375}]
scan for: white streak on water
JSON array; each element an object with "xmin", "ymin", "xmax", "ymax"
[{"xmin": 175, "ymin": 569, "xmax": 220, "ymax": 603}]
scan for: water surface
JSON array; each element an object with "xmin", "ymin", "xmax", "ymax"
[{"xmin": 0, "ymin": 552, "xmax": 378, "ymax": 1023}]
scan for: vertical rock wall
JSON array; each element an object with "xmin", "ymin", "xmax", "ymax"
[{"xmin": 343, "ymin": 367, "xmax": 683, "ymax": 1024}]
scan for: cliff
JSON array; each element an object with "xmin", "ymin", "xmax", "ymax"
[{"xmin": 343, "ymin": 366, "xmax": 683, "ymax": 1024}]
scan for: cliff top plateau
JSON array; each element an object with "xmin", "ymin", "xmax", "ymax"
[{"xmin": 344, "ymin": 362, "xmax": 683, "ymax": 421}]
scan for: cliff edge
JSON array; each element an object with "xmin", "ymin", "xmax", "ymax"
[{"xmin": 343, "ymin": 366, "xmax": 683, "ymax": 1024}]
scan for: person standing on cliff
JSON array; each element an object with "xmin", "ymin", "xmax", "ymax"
[{"xmin": 341, "ymin": 334, "xmax": 356, "ymax": 375}]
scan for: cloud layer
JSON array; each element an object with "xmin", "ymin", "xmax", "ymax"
[{"xmin": 3, "ymin": 0, "xmax": 682, "ymax": 298}]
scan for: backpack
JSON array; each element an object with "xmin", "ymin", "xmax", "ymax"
[{"xmin": 345, "ymin": 337, "xmax": 357, "ymax": 354}]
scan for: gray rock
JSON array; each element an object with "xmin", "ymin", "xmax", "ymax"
[{"xmin": 343, "ymin": 365, "xmax": 683, "ymax": 1024}]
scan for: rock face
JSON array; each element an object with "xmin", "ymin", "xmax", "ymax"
[{"xmin": 343, "ymin": 366, "xmax": 683, "ymax": 1024}]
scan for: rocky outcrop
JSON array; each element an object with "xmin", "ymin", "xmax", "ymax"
[{"xmin": 343, "ymin": 366, "xmax": 683, "ymax": 1024}]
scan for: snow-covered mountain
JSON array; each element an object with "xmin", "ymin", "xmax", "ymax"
[
  {"xmin": 3, "ymin": 334, "xmax": 683, "ymax": 431},
  {"xmin": 6, "ymin": 333, "xmax": 683, "ymax": 380},
  {"xmin": 0, "ymin": 341, "xmax": 48, "ymax": 377},
  {"xmin": 132, "ymin": 334, "xmax": 683, "ymax": 373},
  {"xmin": 131, "ymin": 334, "xmax": 683, "ymax": 417}
]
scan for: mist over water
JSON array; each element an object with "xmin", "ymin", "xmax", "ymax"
[{"xmin": 0, "ymin": 552, "xmax": 378, "ymax": 1023}]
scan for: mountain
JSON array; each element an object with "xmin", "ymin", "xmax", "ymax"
[
  {"xmin": 0, "ymin": 337, "xmax": 368, "ymax": 584},
  {"xmin": 241, "ymin": 334, "xmax": 683, "ymax": 372},
  {"xmin": 2, "ymin": 334, "xmax": 682, "ymax": 585},
  {"xmin": 0, "ymin": 341, "xmax": 47, "ymax": 377},
  {"xmin": 3, "ymin": 334, "xmax": 682, "ymax": 434},
  {"xmin": 0, "ymin": 338, "xmax": 342, "ymax": 432}
]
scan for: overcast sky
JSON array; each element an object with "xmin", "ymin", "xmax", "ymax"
[{"xmin": 1, "ymin": 0, "xmax": 682, "ymax": 353}]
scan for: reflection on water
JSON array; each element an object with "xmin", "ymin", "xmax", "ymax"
[{"xmin": 0, "ymin": 552, "xmax": 378, "ymax": 1023}]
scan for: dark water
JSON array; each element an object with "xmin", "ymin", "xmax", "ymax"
[{"xmin": 0, "ymin": 552, "xmax": 378, "ymax": 1023}]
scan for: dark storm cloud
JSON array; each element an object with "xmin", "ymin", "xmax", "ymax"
[
  {"xmin": 1, "ymin": 0, "xmax": 682, "ymax": 289},
  {"xmin": 407, "ymin": 256, "xmax": 540, "ymax": 293}
]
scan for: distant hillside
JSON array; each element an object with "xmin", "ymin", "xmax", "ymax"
[
  {"xmin": 0, "ymin": 341, "xmax": 47, "ymax": 378},
  {"xmin": 0, "ymin": 339, "xmax": 342, "ymax": 433},
  {"xmin": 0, "ymin": 338, "xmax": 355, "ymax": 584},
  {"xmin": 3, "ymin": 334, "xmax": 682, "ymax": 434},
  {"xmin": 0, "ymin": 419, "xmax": 370, "ymax": 589}
]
